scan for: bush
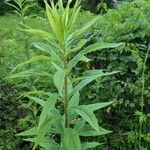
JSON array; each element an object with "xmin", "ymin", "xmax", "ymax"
[{"xmin": 78, "ymin": 0, "xmax": 150, "ymax": 149}]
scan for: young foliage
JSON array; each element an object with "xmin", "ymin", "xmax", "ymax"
[{"xmin": 14, "ymin": 0, "xmax": 122, "ymax": 149}]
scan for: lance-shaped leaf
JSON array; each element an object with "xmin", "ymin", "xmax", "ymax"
[
  {"xmin": 77, "ymin": 124, "xmax": 111, "ymax": 136},
  {"xmin": 73, "ymin": 105, "xmax": 99, "ymax": 131},
  {"xmin": 86, "ymin": 101, "xmax": 113, "ymax": 112},
  {"xmin": 16, "ymin": 127, "xmax": 37, "ymax": 136},
  {"xmin": 32, "ymin": 42, "xmax": 61, "ymax": 61},
  {"xmin": 69, "ymin": 91, "xmax": 80, "ymax": 108},
  {"xmin": 82, "ymin": 142, "xmax": 102, "ymax": 150},
  {"xmin": 73, "ymin": 16, "xmax": 99, "ymax": 39},
  {"xmin": 70, "ymin": 70, "xmax": 119, "ymax": 97},
  {"xmin": 45, "ymin": 0, "xmax": 63, "ymax": 42},
  {"xmin": 68, "ymin": 51, "xmax": 84, "ymax": 71},
  {"xmin": 38, "ymin": 93, "xmax": 58, "ymax": 129},
  {"xmin": 68, "ymin": 43, "xmax": 122, "ymax": 71},
  {"xmin": 11, "ymin": 55, "xmax": 51, "ymax": 73},
  {"xmin": 23, "ymin": 118, "xmax": 59, "ymax": 150},
  {"xmin": 83, "ymin": 42, "xmax": 123, "ymax": 54},
  {"xmin": 23, "ymin": 95, "xmax": 46, "ymax": 107},
  {"xmin": 21, "ymin": 28, "xmax": 54, "ymax": 39},
  {"xmin": 53, "ymin": 68, "xmax": 65, "ymax": 97},
  {"xmin": 62, "ymin": 128, "xmax": 81, "ymax": 150},
  {"xmin": 4, "ymin": 69, "xmax": 52, "ymax": 79}
]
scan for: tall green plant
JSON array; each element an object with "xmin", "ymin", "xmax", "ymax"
[{"xmin": 9, "ymin": 0, "xmax": 122, "ymax": 149}]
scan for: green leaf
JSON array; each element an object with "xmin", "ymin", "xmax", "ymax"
[
  {"xmin": 83, "ymin": 42, "xmax": 123, "ymax": 54},
  {"xmin": 86, "ymin": 101, "xmax": 113, "ymax": 112},
  {"xmin": 24, "ymin": 95, "xmax": 45, "ymax": 107},
  {"xmin": 38, "ymin": 93, "xmax": 58, "ymax": 129},
  {"xmin": 73, "ymin": 17, "xmax": 99, "ymax": 39},
  {"xmin": 38, "ymin": 137, "xmax": 60, "ymax": 150},
  {"xmin": 16, "ymin": 127, "xmax": 37, "ymax": 136},
  {"xmin": 45, "ymin": 0, "xmax": 63, "ymax": 42},
  {"xmin": 77, "ymin": 124, "xmax": 111, "ymax": 136},
  {"xmin": 69, "ymin": 91, "xmax": 80, "ymax": 107},
  {"xmin": 11, "ymin": 55, "xmax": 51, "ymax": 73},
  {"xmin": 82, "ymin": 142, "xmax": 102, "ymax": 150},
  {"xmin": 62, "ymin": 128, "xmax": 81, "ymax": 150},
  {"xmin": 73, "ymin": 105, "xmax": 99, "ymax": 131},
  {"xmin": 53, "ymin": 68, "xmax": 65, "ymax": 96},
  {"xmin": 70, "ymin": 70, "xmax": 119, "ymax": 97},
  {"xmin": 79, "ymin": 56, "xmax": 91, "ymax": 62},
  {"xmin": 32, "ymin": 42, "xmax": 61, "ymax": 62},
  {"xmin": 21, "ymin": 28, "xmax": 54, "ymax": 39},
  {"xmin": 4, "ymin": 69, "xmax": 52, "ymax": 79},
  {"xmin": 68, "ymin": 51, "xmax": 84, "ymax": 71}
]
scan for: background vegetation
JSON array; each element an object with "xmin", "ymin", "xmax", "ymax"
[{"xmin": 0, "ymin": 0, "xmax": 150, "ymax": 149}]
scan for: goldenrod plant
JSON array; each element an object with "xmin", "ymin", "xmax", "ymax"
[{"xmin": 7, "ymin": 0, "xmax": 122, "ymax": 149}]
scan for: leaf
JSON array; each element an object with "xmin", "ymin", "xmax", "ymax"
[
  {"xmin": 38, "ymin": 137, "xmax": 60, "ymax": 150},
  {"xmin": 86, "ymin": 101, "xmax": 113, "ymax": 112},
  {"xmin": 24, "ymin": 95, "xmax": 45, "ymax": 107},
  {"xmin": 21, "ymin": 28, "xmax": 54, "ymax": 39},
  {"xmin": 11, "ymin": 55, "xmax": 51, "ymax": 73},
  {"xmin": 78, "ymin": 124, "xmax": 111, "ymax": 136},
  {"xmin": 16, "ymin": 127, "xmax": 37, "ymax": 136},
  {"xmin": 70, "ymin": 70, "xmax": 119, "ymax": 97},
  {"xmin": 4, "ymin": 69, "xmax": 52, "ymax": 79},
  {"xmin": 79, "ymin": 56, "xmax": 91, "ymax": 62},
  {"xmin": 83, "ymin": 42, "xmax": 123, "ymax": 54},
  {"xmin": 63, "ymin": 128, "xmax": 81, "ymax": 150},
  {"xmin": 45, "ymin": 0, "xmax": 63, "ymax": 42},
  {"xmin": 53, "ymin": 68, "xmax": 65, "ymax": 96},
  {"xmin": 5, "ymin": 2, "xmax": 21, "ymax": 12},
  {"xmin": 69, "ymin": 91, "xmax": 80, "ymax": 107},
  {"xmin": 67, "ymin": 39, "xmax": 87, "ymax": 53},
  {"xmin": 68, "ymin": 43, "xmax": 122, "ymax": 71},
  {"xmin": 32, "ymin": 42, "xmax": 61, "ymax": 62},
  {"xmin": 38, "ymin": 93, "xmax": 58, "ymax": 129},
  {"xmin": 68, "ymin": 51, "xmax": 84, "ymax": 71},
  {"xmin": 23, "ymin": 118, "xmax": 59, "ymax": 150},
  {"xmin": 73, "ymin": 105, "xmax": 99, "ymax": 131},
  {"xmin": 82, "ymin": 142, "xmax": 102, "ymax": 150},
  {"xmin": 73, "ymin": 17, "xmax": 99, "ymax": 39}
]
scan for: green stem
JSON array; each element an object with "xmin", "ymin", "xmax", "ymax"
[
  {"xmin": 138, "ymin": 44, "xmax": 150, "ymax": 149},
  {"xmin": 62, "ymin": 45, "xmax": 69, "ymax": 128}
]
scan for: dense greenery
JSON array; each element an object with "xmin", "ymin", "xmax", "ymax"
[{"xmin": 0, "ymin": 0, "xmax": 150, "ymax": 149}]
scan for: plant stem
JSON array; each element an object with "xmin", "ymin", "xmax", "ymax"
[
  {"xmin": 63, "ymin": 45, "xmax": 69, "ymax": 128},
  {"xmin": 138, "ymin": 43, "xmax": 150, "ymax": 149}
]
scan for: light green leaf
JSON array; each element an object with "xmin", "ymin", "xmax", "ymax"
[
  {"xmin": 4, "ymin": 69, "xmax": 52, "ymax": 79},
  {"xmin": 24, "ymin": 95, "xmax": 45, "ymax": 107},
  {"xmin": 63, "ymin": 128, "xmax": 81, "ymax": 150},
  {"xmin": 73, "ymin": 105, "xmax": 99, "ymax": 131},
  {"xmin": 32, "ymin": 42, "xmax": 61, "ymax": 62},
  {"xmin": 21, "ymin": 28, "xmax": 54, "ymax": 39},
  {"xmin": 79, "ymin": 56, "xmax": 91, "ymax": 62},
  {"xmin": 11, "ymin": 55, "xmax": 51, "ymax": 73},
  {"xmin": 73, "ymin": 16, "xmax": 99, "ymax": 39},
  {"xmin": 45, "ymin": 0, "xmax": 63, "ymax": 42},
  {"xmin": 78, "ymin": 124, "xmax": 111, "ymax": 136},
  {"xmin": 16, "ymin": 127, "xmax": 37, "ymax": 136},
  {"xmin": 38, "ymin": 137, "xmax": 60, "ymax": 150},
  {"xmin": 83, "ymin": 42, "xmax": 123, "ymax": 54},
  {"xmin": 53, "ymin": 68, "xmax": 65, "ymax": 96},
  {"xmin": 70, "ymin": 70, "xmax": 119, "ymax": 97},
  {"xmin": 68, "ymin": 51, "xmax": 84, "ymax": 71},
  {"xmin": 69, "ymin": 91, "xmax": 80, "ymax": 107},
  {"xmin": 87, "ymin": 101, "xmax": 113, "ymax": 112},
  {"xmin": 38, "ymin": 93, "xmax": 58, "ymax": 129},
  {"xmin": 82, "ymin": 142, "xmax": 102, "ymax": 150}
]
